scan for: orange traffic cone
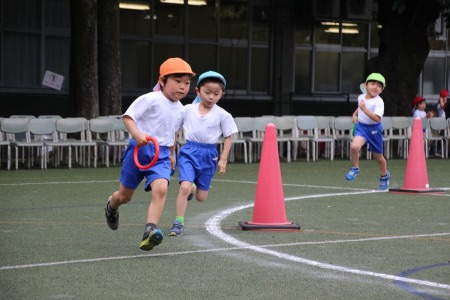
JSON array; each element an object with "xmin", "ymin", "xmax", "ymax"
[
  {"xmin": 389, "ymin": 117, "xmax": 443, "ymax": 194},
  {"xmin": 239, "ymin": 123, "xmax": 301, "ymax": 230}
]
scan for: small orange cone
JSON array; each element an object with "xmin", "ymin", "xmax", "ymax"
[
  {"xmin": 239, "ymin": 123, "xmax": 301, "ymax": 230},
  {"xmin": 389, "ymin": 117, "xmax": 443, "ymax": 194}
]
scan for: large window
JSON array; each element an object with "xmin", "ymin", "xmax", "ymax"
[
  {"xmin": 2, "ymin": 0, "xmax": 41, "ymax": 88},
  {"xmin": 422, "ymin": 54, "xmax": 446, "ymax": 96},
  {"xmin": 1, "ymin": 0, "xmax": 70, "ymax": 90},
  {"xmin": 119, "ymin": 0, "xmax": 271, "ymax": 96},
  {"xmin": 422, "ymin": 27, "xmax": 449, "ymax": 98},
  {"xmin": 295, "ymin": 20, "xmax": 368, "ymax": 94}
]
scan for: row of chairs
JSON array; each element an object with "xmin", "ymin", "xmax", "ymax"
[
  {"xmin": 0, "ymin": 116, "xmax": 130, "ymax": 170},
  {"xmin": 2, "ymin": 114, "xmax": 449, "ymax": 169},
  {"xmin": 375, "ymin": 116, "xmax": 450, "ymax": 160},
  {"xmin": 229, "ymin": 115, "xmax": 450, "ymax": 163},
  {"xmin": 230, "ymin": 115, "xmax": 336, "ymax": 163}
]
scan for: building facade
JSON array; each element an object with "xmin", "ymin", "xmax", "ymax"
[{"xmin": 1, "ymin": 0, "xmax": 448, "ymax": 117}]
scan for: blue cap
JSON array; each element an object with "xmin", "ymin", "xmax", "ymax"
[{"xmin": 197, "ymin": 71, "xmax": 226, "ymax": 88}]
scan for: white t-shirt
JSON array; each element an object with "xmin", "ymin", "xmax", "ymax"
[
  {"xmin": 182, "ymin": 103, "xmax": 238, "ymax": 144},
  {"xmin": 123, "ymin": 91, "xmax": 184, "ymax": 147},
  {"xmin": 437, "ymin": 103, "xmax": 446, "ymax": 119},
  {"xmin": 357, "ymin": 94, "xmax": 384, "ymax": 124},
  {"xmin": 413, "ymin": 109, "xmax": 426, "ymax": 119}
]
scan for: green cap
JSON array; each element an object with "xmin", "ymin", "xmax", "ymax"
[{"xmin": 366, "ymin": 73, "xmax": 386, "ymax": 87}]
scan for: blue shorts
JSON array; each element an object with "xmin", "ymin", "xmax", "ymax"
[
  {"xmin": 178, "ymin": 140, "xmax": 218, "ymax": 191},
  {"xmin": 120, "ymin": 138, "xmax": 171, "ymax": 192},
  {"xmin": 354, "ymin": 122, "xmax": 383, "ymax": 154}
]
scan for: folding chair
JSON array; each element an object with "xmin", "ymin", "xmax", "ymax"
[
  {"xmin": 290, "ymin": 116, "xmax": 317, "ymax": 162},
  {"xmin": 332, "ymin": 116, "xmax": 354, "ymax": 159},
  {"xmin": 230, "ymin": 117, "xmax": 255, "ymax": 163},
  {"xmin": 274, "ymin": 116, "xmax": 296, "ymax": 162}
]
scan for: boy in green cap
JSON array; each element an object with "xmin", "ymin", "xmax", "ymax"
[{"xmin": 345, "ymin": 73, "xmax": 390, "ymax": 190}]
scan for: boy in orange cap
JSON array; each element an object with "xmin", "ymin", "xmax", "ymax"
[{"xmin": 104, "ymin": 57, "xmax": 195, "ymax": 251}]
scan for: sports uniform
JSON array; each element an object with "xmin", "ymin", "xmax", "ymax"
[{"xmin": 121, "ymin": 90, "xmax": 184, "ymax": 191}]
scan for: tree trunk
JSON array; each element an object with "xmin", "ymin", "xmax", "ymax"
[
  {"xmin": 98, "ymin": 0, "xmax": 122, "ymax": 116},
  {"xmin": 69, "ymin": 0, "xmax": 99, "ymax": 118},
  {"xmin": 367, "ymin": 0, "xmax": 440, "ymax": 116}
]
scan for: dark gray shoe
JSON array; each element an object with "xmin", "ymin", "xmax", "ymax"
[{"xmin": 105, "ymin": 200, "xmax": 119, "ymax": 230}]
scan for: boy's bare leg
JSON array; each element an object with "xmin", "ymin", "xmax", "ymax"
[
  {"xmin": 373, "ymin": 152, "xmax": 387, "ymax": 176},
  {"xmin": 105, "ymin": 184, "xmax": 134, "ymax": 230},
  {"xmin": 140, "ymin": 178, "xmax": 168, "ymax": 251},
  {"xmin": 350, "ymin": 136, "xmax": 365, "ymax": 168},
  {"xmin": 109, "ymin": 184, "xmax": 135, "ymax": 209},
  {"xmin": 146, "ymin": 178, "xmax": 169, "ymax": 225}
]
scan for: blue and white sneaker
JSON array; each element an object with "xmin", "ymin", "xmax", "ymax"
[
  {"xmin": 379, "ymin": 171, "xmax": 390, "ymax": 190},
  {"xmin": 345, "ymin": 167, "xmax": 360, "ymax": 181},
  {"xmin": 168, "ymin": 220, "xmax": 184, "ymax": 237},
  {"xmin": 140, "ymin": 227, "xmax": 163, "ymax": 251}
]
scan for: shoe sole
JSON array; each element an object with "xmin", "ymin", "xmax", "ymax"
[
  {"xmin": 168, "ymin": 231, "xmax": 183, "ymax": 237},
  {"xmin": 345, "ymin": 173, "xmax": 359, "ymax": 181},
  {"xmin": 140, "ymin": 230, "xmax": 163, "ymax": 251}
]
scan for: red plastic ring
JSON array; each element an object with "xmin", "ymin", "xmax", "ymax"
[{"xmin": 133, "ymin": 136, "xmax": 160, "ymax": 170}]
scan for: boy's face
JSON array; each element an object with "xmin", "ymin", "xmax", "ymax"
[
  {"xmin": 195, "ymin": 82, "xmax": 224, "ymax": 108},
  {"xmin": 416, "ymin": 100, "xmax": 426, "ymax": 111},
  {"xmin": 161, "ymin": 74, "xmax": 191, "ymax": 102},
  {"xmin": 365, "ymin": 81, "xmax": 384, "ymax": 98}
]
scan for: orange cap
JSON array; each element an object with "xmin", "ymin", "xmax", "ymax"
[
  {"xmin": 412, "ymin": 96, "xmax": 425, "ymax": 106},
  {"xmin": 159, "ymin": 57, "xmax": 195, "ymax": 77}
]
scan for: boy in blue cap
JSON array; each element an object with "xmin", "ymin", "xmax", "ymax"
[
  {"xmin": 345, "ymin": 73, "xmax": 390, "ymax": 190},
  {"xmin": 169, "ymin": 71, "xmax": 238, "ymax": 236}
]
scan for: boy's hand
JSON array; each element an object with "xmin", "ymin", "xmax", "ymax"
[
  {"xmin": 169, "ymin": 153, "xmax": 176, "ymax": 171},
  {"xmin": 358, "ymin": 100, "xmax": 366, "ymax": 111},
  {"xmin": 217, "ymin": 159, "xmax": 227, "ymax": 175},
  {"xmin": 135, "ymin": 133, "xmax": 149, "ymax": 146}
]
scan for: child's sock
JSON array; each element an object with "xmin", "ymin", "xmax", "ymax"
[
  {"xmin": 175, "ymin": 216, "xmax": 185, "ymax": 224},
  {"xmin": 145, "ymin": 223, "xmax": 157, "ymax": 231},
  {"xmin": 106, "ymin": 201, "xmax": 118, "ymax": 214}
]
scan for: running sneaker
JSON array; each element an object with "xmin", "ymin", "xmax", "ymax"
[
  {"xmin": 379, "ymin": 171, "xmax": 390, "ymax": 191},
  {"xmin": 140, "ymin": 227, "xmax": 163, "ymax": 251},
  {"xmin": 345, "ymin": 167, "xmax": 360, "ymax": 181},
  {"xmin": 105, "ymin": 199, "xmax": 119, "ymax": 230},
  {"xmin": 187, "ymin": 192, "xmax": 194, "ymax": 201},
  {"xmin": 168, "ymin": 220, "xmax": 184, "ymax": 236}
]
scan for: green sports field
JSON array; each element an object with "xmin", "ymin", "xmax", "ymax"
[{"xmin": 0, "ymin": 158, "xmax": 449, "ymax": 299}]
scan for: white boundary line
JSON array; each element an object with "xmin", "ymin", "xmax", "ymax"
[
  {"xmin": 1, "ymin": 180, "xmax": 449, "ymax": 291},
  {"xmin": 205, "ymin": 190, "xmax": 450, "ymax": 291}
]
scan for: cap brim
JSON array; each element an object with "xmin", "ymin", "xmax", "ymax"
[{"xmin": 359, "ymin": 83, "xmax": 366, "ymax": 94}]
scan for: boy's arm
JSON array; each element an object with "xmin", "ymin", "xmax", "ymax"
[
  {"xmin": 358, "ymin": 101, "xmax": 381, "ymax": 122},
  {"xmin": 217, "ymin": 135, "xmax": 233, "ymax": 174},
  {"xmin": 122, "ymin": 115, "xmax": 147, "ymax": 145},
  {"xmin": 351, "ymin": 108, "xmax": 358, "ymax": 123},
  {"xmin": 439, "ymin": 97, "xmax": 447, "ymax": 109},
  {"xmin": 169, "ymin": 132, "xmax": 178, "ymax": 170}
]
